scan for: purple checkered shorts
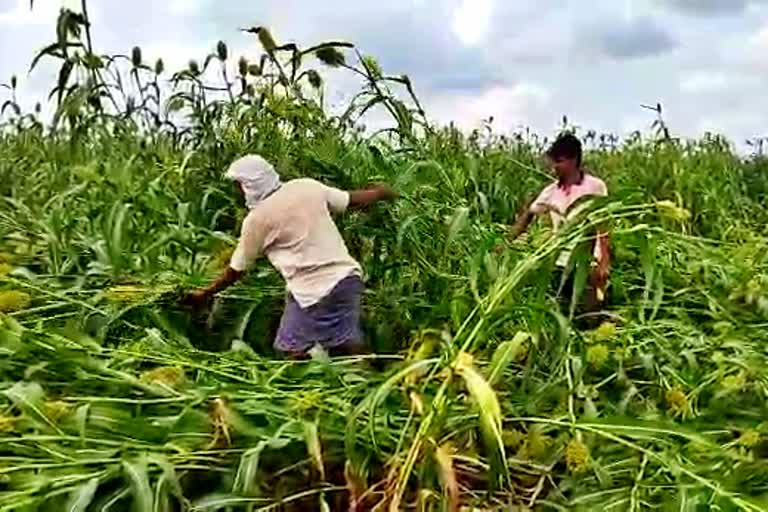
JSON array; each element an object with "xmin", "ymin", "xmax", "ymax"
[{"xmin": 274, "ymin": 274, "xmax": 364, "ymax": 354}]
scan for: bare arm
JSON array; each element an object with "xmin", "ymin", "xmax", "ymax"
[
  {"xmin": 202, "ymin": 266, "xmax": 245, "ymax": 296},
  {"xmin": 348, "ymin": 184, "xmax": 398, "ymax": 210},
  {"xmin": 597, "ymin": 232, "xmax": 610, "ymax": 267},
  {"xmin": 593, "ymin": 231, "xmax": 611, "ymax": 278},
  {"xmin": 590, "ymin": 230, "xmax": 611, "ymax": 303},
  {"xmin": 184, "ymin": 266, "xmax": 244, "ymax": 308},
  {"xmin": 509, "ymin": 210, "xmax": 535, "ymax": 240},
  {"xmin": 508, "ymin": 196, "xmax": 538, "ymax": 240}
]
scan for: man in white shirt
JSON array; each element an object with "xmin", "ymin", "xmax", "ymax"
[
  {"xmin": 184, "ymin": 154, "xmax": 397, "ymax": 357},
  {"xmin": 507, "ymin": 133, "xmax": 610, "ymax": 310}
]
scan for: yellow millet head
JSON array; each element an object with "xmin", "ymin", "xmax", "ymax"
[
  {"xmin": 0, "ymin": 291, "xmax": 31, "ymax": 313},
  {"xmin": 738, "ymin": 430, "xmax": 761, "ymax": 448},
  {"xmin": 291, "ymin": 389, "xmax": 323, "ymax": 416},
  {"xmin": 454, "ymin": 351, "xmax": 474, "ymax": 371},
  {"xmin": 565, "ymin": 438, "xmax": 589, "ymax": 473},
  {"xmin": 721, "ymin": 371, "xmax": 747, "ymax": 392},
  {"xmin": 593, "ymin": 322, "xmax": 617, "ymax": 341},
  {"xmin": 665, "ymin": 388, "xmax": 688, "ymax": 416},
  {"xmin": 105, "ymin": 285, "xmax": 148, "ymax": 303},
  {"xmin": 586, "ymin": 344, "xmax": 610, "ymax": 369},
  {"xmin": 503, "ymin": 429, "xmax": 526, "ymax": 450},
  {"xmin": 140, "ymin": 366, "xmax": 186, "ymax": 389},
  {"xmin": 44, "ymin": 401, "xmax": 73, "ymax": 422},
  {"xmin": 655, "ymin": 200, "xmax": 691, "ymax": 223},
  {"xmin": 207, "ymin": 247, "xmax": 235, "ymax": 272},
  {"xmin": 0, "ymin": 415, "xmax": 16, "ymax": 433}
]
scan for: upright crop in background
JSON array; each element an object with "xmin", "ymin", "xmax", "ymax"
[
  {"xmin": 1, "ymin": 75, "xmax": 20, "ymax": 119},
  {"xmin": 2, "ymin": 3, "xmax": 768, "ymax": 511},
  {"xmin": 641, "ymin": 102, "xmax": 673, "ymax": 143},
  {"xmin": 18, "ymin": 1, "xmax": 429, "ymax": 146}
]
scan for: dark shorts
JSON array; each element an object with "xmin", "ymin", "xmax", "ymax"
[
  {"xmin": 274, "ymin": 274, "xmax": 364, "ymax": 355},
  {"xmin": 553, "ymin": 267, "xmax": 576, "ymax": 305},
  {"xmin": 553, "ymin": 267, "xmax": 609, "ymax": 328}
]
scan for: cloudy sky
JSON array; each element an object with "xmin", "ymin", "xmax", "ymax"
[{"xmin": 1, "ymin": 0, "xmax": 767, "ymax": 145}]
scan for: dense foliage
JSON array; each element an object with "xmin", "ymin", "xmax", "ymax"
[{"xmin": 1, "ymin": 3, "xmax": 768, "ymax": 511}]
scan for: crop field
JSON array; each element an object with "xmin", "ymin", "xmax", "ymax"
[{"xmin": 1, "ymin": 4, "xmax": 768, "ymax": 512}]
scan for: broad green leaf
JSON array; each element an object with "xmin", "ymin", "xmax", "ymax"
[
  {"xmin": 454, "ymin": 352, "xmax": 508, "ymax": 488},
  {"xmin": 487, "ymin": 331, "xmax": 530, "ymax": 386},
  {"xmin": 66, "ymin": 477, "xmax": 99, "ymax": 512},
  {"xmin": 446, "ymin": 206, "xmax": 469, "ymax": 250},
  {"xmin": 122, "ymin": 457, "xmax": 153, "ymax": 512},
  {"xmin": 303, "ymin": 420, "xmax": 325, "ymax": 480}
]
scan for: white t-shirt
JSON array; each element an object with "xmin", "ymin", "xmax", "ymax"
[
  {"xmin": 529, "ymin": 173, "xmax": 608, "ymax": 267},
  {"xmin": 229, "ymin": 178, "xmax": 362, "ymax": 307}
]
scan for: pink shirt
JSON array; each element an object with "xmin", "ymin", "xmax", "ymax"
[{"xmin": 529, "ymin": 173, "xmax": 608, "ymax": 266}]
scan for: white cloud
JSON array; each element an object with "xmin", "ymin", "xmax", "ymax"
[
  {"xmin": 660, "ymin": 0, "xmax": 761, "ymax": 16},
  {"xmin": 427, "ymin": 82, "xmax": 551, "ymax": 131},
  {"xmin": 0, "ymin": 0, "xmax": 65, "ymax": 25},
  {"xmin": 585, "ymin": 15, "xmax": 679, "ymax": 59},
  {"xmin": 679, "ymin": 70, "xmax": 729, "ymax": 92},
  {"xmin": 169, "ymin": 0, "xmax": 203, "ymax": 16},
  {"xmin": 728, "ymin": 23, "xmax": 768, "ymax": 73},
  {"xmin": 452, "ymin": 0, "xmax": 493, "ymax": 46},
  {"xmin": 140, "ymin": 41, "xmax": 216, "ymax": 71},
  {"xmin": 620, "ymin": 113, "xmax": 654, "ymax": 134},
  {"xmin": 694, "ymin": 111, "xmax": 765, "ymax": 139},
  {"xmin": 750, "ymin": 23, "xmax": 768, "ymax": 54}
]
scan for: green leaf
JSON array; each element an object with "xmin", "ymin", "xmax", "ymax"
[
  {"xmin": 166, "ymin": 97, "xmax": 185, "ymax": 113},
  {"xmin": 29, "ymin": 42, "xmax": 81, "ymax": 72},
  {"xmin": 314, "ymin": 46, "xmax": 347, "ymax": 67},
  {"xmin": 487, "ymin": 331, "xmax": 530, "ymax": 386},
  {"xmin": 66, "ymin": 477, "xmax": 99, "ymax": 512},
  {"xmin": 149, "ymin": 455, "xmax": 185, "ymax": 511},
  {"xmin": 55, "ymin": 59, "xmax": 74, "ymax": 105},
  {"xmin": 356, "ymin": 95, "xmax": 385, "ymax": 119},
  {"xmin": 246, "ymin": 26, "xmax": 276, "ymax": 53},
  {"xmin": 122, "ymin": 457, "xmax": 154, "ymax": 512},
  {"xmin": 306, "ymin": 69, "xmax": 322, "ymax": 89},
  {"xmin": 73, "ymin": 403, "xmax": 89, "ymax": 441},
  {"xmin": 82, "ymin": 52, "xmax": 103, "ymax": 70},
  {"xmin": 303, "ymin": 420, "xmax": 325, "ymax": 480},
  {"xmin": 192, "ymin": 494, "xmax": 243, "ymax": 510},
  {"xmin": 361, "ymin": 55, "xmax": 382, "ymax": 79},
  {"xmin": 3, "ymin": 381, "xmax": 64, "ymax": 434},
  {"xmin": 650, "ymin": 271, "xmax": 664, "ymax": 321},
  {"xmin": 455, "ymin": 353, "xmax": 508, "ymax": 489},
  {"xmin": 446, "ymin": 206, "xmax": 469, "ymax": 250},
  {"xmin": 346, "ymin": 359, "xmax": 437, "ymax": 463},
  {"xmin": 1, "ymin": 100, "xmax": 21, "ymax": 117},
  {"xmin": 233, "ymin": 421, "xmax": 296, "ymax": 496}
]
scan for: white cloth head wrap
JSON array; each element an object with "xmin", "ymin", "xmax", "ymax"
[{"xmin": 225, "ymin": 155, "xmax": 282, "ymax": 209}]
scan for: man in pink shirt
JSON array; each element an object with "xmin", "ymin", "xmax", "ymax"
[{"xmin": 508, "ymin": 133, "xmax": 610, "ymax": 312}]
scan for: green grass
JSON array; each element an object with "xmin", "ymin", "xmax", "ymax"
[{"xmin": 1, "ymin": 5, "xmax": 768, "ymax": 510}]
